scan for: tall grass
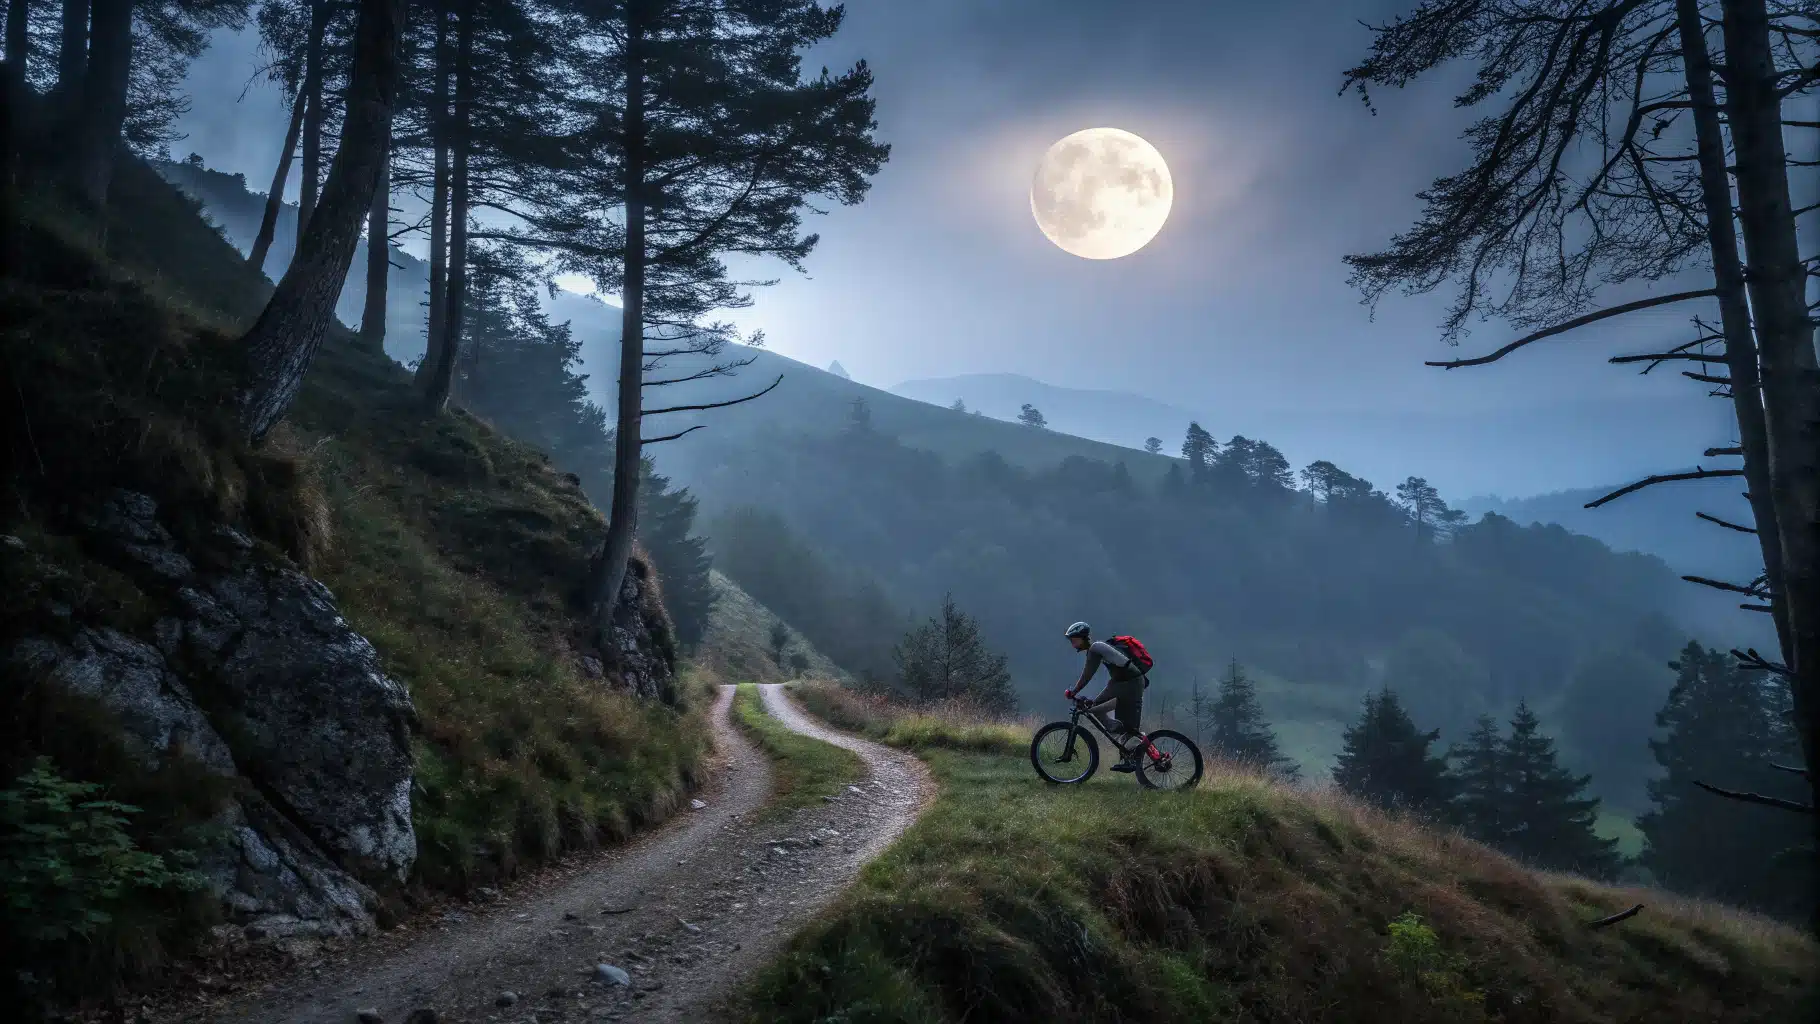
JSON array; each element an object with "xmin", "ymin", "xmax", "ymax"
[
  {"xmin": 754, "ymin": 686, "xmax": 1820, "ymax": 1023},
  {"xmin": 790, "ymin": 682, "xmax": 1028, "ymax": 755}
]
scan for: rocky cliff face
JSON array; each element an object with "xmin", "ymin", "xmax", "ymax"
[
  {"xmin": 587, "ymin": 554, "xmax": 680, "ymax": 706},
  {"xmin": 7, "ymin": 491, "xmax": 415, "ymax": 944}
]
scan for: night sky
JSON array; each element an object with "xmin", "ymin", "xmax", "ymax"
[{"xmin": 172, "ymin": 0, "xmax": 1746, "ymax": 498}]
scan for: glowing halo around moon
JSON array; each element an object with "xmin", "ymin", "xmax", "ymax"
[{"xmin": 1030, "ymin": 127, "xmax": 1174, "ymax": 260}]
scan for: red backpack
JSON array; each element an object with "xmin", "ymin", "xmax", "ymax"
[{"xmin": 1108, "ymin": 635, "xmax": 1154, "ymax": 682}]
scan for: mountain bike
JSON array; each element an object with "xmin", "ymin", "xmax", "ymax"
[{"xmin": 1030, "ymin": 697, "xmax": 1203, "ymax": 790}]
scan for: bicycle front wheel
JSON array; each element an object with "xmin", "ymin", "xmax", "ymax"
[
  {"xmin": 1031, "ymin": 722, "xmax": 1099, "ymax": 784},
  {"xmin": 1136, "ymin": 729, "xmax": 1203, "ymax": 791}
]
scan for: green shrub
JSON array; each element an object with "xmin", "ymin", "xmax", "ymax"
[
  {"xmin": 1385, "ymin": 911, "xmax": 1485, "ymax": 1012},
  {"xmin": 0, "ymin": 758, "xmax": 200, "ymax": 946}
]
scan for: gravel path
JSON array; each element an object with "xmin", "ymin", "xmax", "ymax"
[{"xmin": 178, "ymin": 684, "xmax": 932, "ymax": 1024}]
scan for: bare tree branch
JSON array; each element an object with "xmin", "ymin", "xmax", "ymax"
[
  {"xmin": 1616, "ymin": 351, "xmax": 1725, "ymax": 361},
  {"xmin": 1682, "ymin": 574, "xmax": 1769, "ymax": 597},
  {"xmin": 1584, "ymin": 468, "xmax": 1745, "ymax": 508},
  {"xmin": 1703, "ymin": 446, "xmax": 1744, "ymax": 456},
  {"xmin": 1683, "ymin": 371, "xmax": 1732, "ymax": 384},
  {"xmin": 1428, "ymin": 289, "xmax": 1719, "ymax": 369},
  {"xmin": 1696, "ymin": 510, "xmax": 1756, "ymax": 533},
  {"xmin": 641, "ymin": 374, "xmax": 784, "ymax": 416},
  {"xmin": 1692, "ymin": 780, "xmax": 1815, "ymax": 814},
  {"xmin": 641, "ymin": 357, "xmax": 757, "ymax": 388},
  {"xmin": 1732, "ymin": 647, "xmax": 1791, "ymax": 676},
  {"xmin": 1586, "ymin": 904, "xmax": 1644, "ymax": 929},
  {"xmin": 640, "ymin": 424, "xmax": 707, "ymax": 444}
]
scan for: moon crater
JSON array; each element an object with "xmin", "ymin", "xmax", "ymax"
[{"xmin": 1031, "ymin": 128, "xmax": 1173, "ymax": 260}]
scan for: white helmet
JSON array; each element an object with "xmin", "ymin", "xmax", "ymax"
[{"xmin": 1064, "ymin": 621, "xmax": 1091, "ymax": 639}]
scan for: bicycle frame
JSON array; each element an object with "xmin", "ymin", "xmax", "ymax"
[{"xmin": 1058, "ymin": 702, "xmax": 1165, "ymax": 764}]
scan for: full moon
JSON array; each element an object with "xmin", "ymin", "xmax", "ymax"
[{"xmin": 1030, "ymin": 127, "xmax": 1173, "ymax": 260}]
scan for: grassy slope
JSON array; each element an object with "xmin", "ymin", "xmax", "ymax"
[
  {"xmin": 5, "ymin": 157, "xmax": 710, "ymax": 905},
  {"xmin": 744, "ymin": 689, "xmax": 1820, "ymax": 1024},
  {"xmin": 695, "ymin": 571, "xmax": 847, "ymax": 684},
  {"xmin": 731, "ymin": 684, "xmax": 863, "ymax": 818}
]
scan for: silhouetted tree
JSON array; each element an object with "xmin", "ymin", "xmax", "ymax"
[
  {"xmin": 566, "ymin": 0, "xmax": 888, "ymax": 651},
  {"xmin": 1449, "ymin": 714, "xmax": 1505, "ymax": 844},
  {"xmin": 1344, "ymin": 2, "xmax": 1820, "ymax": 903},
  {"xmin": 1143, "ymin": 436, "xmax": 1161, "ymax": 455},
  {"xmin": 236, "ymin": 0, "xmax": 409, "ymax": 443},
  {"xmin": 1205, "ymin": 659, "xmax": 1299, "ymax": 781},
  {"xmin": 1499, "ymin": 702, "xmax": 1621, "ymax": 879},
  {"xmin": 1017, "ymin": 403, "xmax": 1047, "ymax": 429},
  {"xmin": 768, "ymin": 620, "xmax": 789, "ymax": 667},
  {"xmin": 1395, "ymin": 476, "xmax": 1448, "ymax": 541},
  {"xmin": 1638, "ymin": 642, "xmax": 1813, "ymax": 921},
  {"xmin": 1180, "ymin": 421, "xmax": 1215, "ymax": 477},
  {"xmin": 950, "ymin": 398, "xmax": 966, "ymax": 413},
  {"xmin": 893, "ymin": 594, "xmax": 1015, "ymax": 711},
  {"xmin": 1333, "ymin": 687, "xmax": 1452, "ymax": 817}
]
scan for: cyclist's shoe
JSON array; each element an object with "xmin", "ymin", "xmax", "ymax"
[{"xmin": 1110, "ymin": 761, "xmax": 1138, "ymax": 773}]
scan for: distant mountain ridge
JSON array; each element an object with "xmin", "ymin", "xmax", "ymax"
[{"xmin": 892, "ymin": 372, "xmax": 1196, "ymax": 454}]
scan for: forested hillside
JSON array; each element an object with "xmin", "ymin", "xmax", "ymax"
[
  {"xmin": 662, "ymin": 380, "xmax": 1715, "ymax": 816},
  {"xmin": 155, "ymin": 154, "xmax": 1721, "ymax": 818}
]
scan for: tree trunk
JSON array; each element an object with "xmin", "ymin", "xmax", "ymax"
[
  {"xmin": 1719, "ymin": 0, "xmax": 1820, "ymax": 933},
  {"xmin": 237, "ymin": 0, "xmax": 408, "ymax": 444},
  {"xmin": 5, "ymin": 0, "xmax": 28, "ymax": 73},
  {"xmin": 1677, "ymin": 0, "xmax": 1788, "ymax": 650},
  {"xmin": 358, "ymin": 118, "xmax": 391, "ymax": 351},
  {"xmin": 57, "ymin": 0, "xmax": 87, "ymax": 104},
  {"xmin": 249, "ymin": 80, "xmax": 307, "ymax": 275},
  {"xmin": 0, "ymin": 1, "xmax": 20, "ymax": 275},
  {"xmin": 298, "ymin": 0, "xmax": 329, "ymax": 234},
  {"xmin": 74, "ymin": 0, "xmax": 130, "ymax": 209},
  {"xmin": 586, "ymin": 5, "xmax": 646, "ymax": 646},
  {"xmin": 3, "ymin": 0, "xmax": 26, "ymax": 200},
  {"xmin": 415, "ymin": 3, "xmax": 449, "ymax": 389},
  {"xmin": 421, "ymin": 0, "xmax": 470, "ymax": 411}
]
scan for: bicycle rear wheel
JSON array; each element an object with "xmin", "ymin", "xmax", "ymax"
[
  {"xmin": 1031, "ymin": 722, "xmax": 1099, "ymax": 784},
  {"xmin": 1136, "ymin": 730, "xmax": 1203, "ymax": 791}
]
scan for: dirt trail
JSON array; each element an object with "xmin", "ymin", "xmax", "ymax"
[{"xmin": 180, "ymin": 684, "xmax": 932, "ymax": 1024}]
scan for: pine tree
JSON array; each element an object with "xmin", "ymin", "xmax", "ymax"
[
  {"xmin": 1448, "ymin": 714, "xmax": 1506, "ymax": 844},
  {"xmin": 1637, "ymin": 643, "xmax": 1813, "ymax": 921},
  {"xmin": 1333, "ymin": 687, "xmax": 1453, "ymax": 816},
  {"xmin": 1205, "ymin": 659, "xmax": 1299, "ymax": 780},
  {"xmin": 1180, "ymin": 421, "xmax": 1215, "ymax": 478},
  {"xmin": 636, "ymin": 461, "xmax": 714, "ymax": 651},
  {"xmin": 237, "ymin": 0, "xmax": 408, "ymax": 442},
  {"xmin": 892, "ymin": 594, "xmax": 1015, "ymax": 711},
  {"xmin": 1187, "ymin": 675, "xmax": 1210, "ymax": 748},
  {"xmin": 768, "ymin": 620, "xmax": 790, "ymax": 667},
  {"xmin": 571, "ymin": 0, "xmax": 888, "ymax": 643},
  {"xmin": 1394, "ymin": 476, "xmax": 1448, "ymax": 540},
  {"xmin": 1143, "ymin": 436, "xmax": 1162, "ymax": 455},
  {"xmin": 950, "ymin": 398, "xmax": 966, "ymax": 413},
  {"xmin": 1498, "ymin": 702, "xmax": 1621, "ymax": 879},
  {"xmin": 1017, "ymin": 403, "xmax": 1047, "ymax": 429}
]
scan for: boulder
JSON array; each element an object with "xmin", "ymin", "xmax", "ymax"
[{"xmin": 6, "ymin": 491, "xmax": 417, "ymax": 940}]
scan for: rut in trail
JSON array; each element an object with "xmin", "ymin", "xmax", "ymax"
[{"xmin": 181, "ymin": 684, "xmax": 932, "ymax": 1023}]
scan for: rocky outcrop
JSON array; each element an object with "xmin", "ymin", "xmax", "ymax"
[
  {"xmin": 589, "ymin": 556, "xmax": 679, "ymax": 705},
  {"xmin": 6, "ymin": 491, "xmax": 418, "ymax": 942}
]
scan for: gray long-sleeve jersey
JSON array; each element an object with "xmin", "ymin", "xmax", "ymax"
[{"xmin": 1074, "ymin": 639, "xmax": 1133, "ymax": 694}]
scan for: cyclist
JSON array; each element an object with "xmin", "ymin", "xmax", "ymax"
[{"xmin": 1062, "ymin": 621, "xmax": 1146, "ymax": 772}]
